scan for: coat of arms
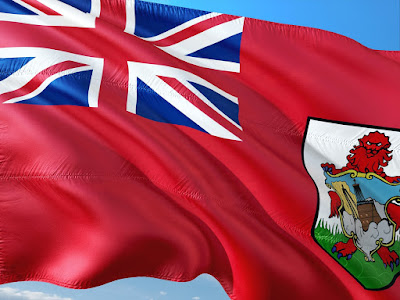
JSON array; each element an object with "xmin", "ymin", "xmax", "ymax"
[{"xmin": 304, "ymin": 118, "xmax": 400, "ymax": 290}]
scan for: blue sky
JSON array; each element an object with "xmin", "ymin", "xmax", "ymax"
[
  {"xmin": 149, "ymin": 0, "xmax": 399, "ymax": 50},
  {"xmin": 1, "ymin": 1, "xmax": 399, "ymax": 300}
]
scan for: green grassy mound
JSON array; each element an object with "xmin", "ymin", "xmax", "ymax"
[{"xmin": 314, "ymin": 221, "xmax": 400, "ymax": 289}]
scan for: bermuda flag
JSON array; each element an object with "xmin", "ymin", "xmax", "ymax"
[{"xmin": 1, "ymin": 1, "xmax": 400, "ymax": 299}]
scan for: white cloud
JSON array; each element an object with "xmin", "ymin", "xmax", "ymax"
[
  {"xmin": 159, "ymin": 291, "xmax": 167, "ymax": 296},
  {"xmin": 192, "ymin": 297, "xmax": 200, "ymax": 300},
  {"xmin": 0, "ymin": 287, "xmax": 72, "ymax": 300}
]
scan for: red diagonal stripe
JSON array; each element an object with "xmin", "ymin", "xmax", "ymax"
[
  {"xmin": 152, "ymin": 15, "xmax": 240, "ymax": 48},
  {"xmin": 159, "ymin": 76, "xmax": 242, "ymax": 138},
  {"xmin": 21, "ymin": 0, "xmax": 61, "ymax": 15},
  {"xmin": 0, "ymin": 60, "xmax": 87, "ymax": 103}
]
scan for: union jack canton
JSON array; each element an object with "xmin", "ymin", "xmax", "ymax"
[{"xmin": 0, "ymin": 0, "xmax": 244, "ymax": 140}]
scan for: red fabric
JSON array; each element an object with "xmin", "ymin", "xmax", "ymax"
[{"xmin": 1, "ymin": 2, "xmax": 400, "ymax": 299}]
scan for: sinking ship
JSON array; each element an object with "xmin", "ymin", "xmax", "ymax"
[{"xmin": 341, "ymin": 180, "xmax": 384, "ymax": 231}]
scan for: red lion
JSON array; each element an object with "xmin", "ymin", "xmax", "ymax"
[
  {"xmin": 322, "ymin": 131, "xmax": 400, "ymax": 183},
  {"xmin": 321, "ymin": 131, "xmax": 400, "ymax": 270}
]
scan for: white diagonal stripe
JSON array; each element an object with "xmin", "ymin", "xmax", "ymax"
[
  {"xmin": 36, "ymin": 0, "xmax": 96, "ymax": 27},
  {"xmin": 127, "ymin": 62, "xmax": 241, "ymax": 140},
  {"xmin": 13, "ymin": 0, "xmax": 46, "ymax": 15},
  {"xmin": 158, "ymin": 17, "xmax": 244, "ymax": 72},
  {"xmin": 182, "ymin": 80, "xmax": 241, "ymax": 129},
  {"xmin": 0, "ymin": 0, "xmax": 98, "ymax": 27},
  {"xmin": 0, "ymin": 47, "xmax": 104, "ymax": 107},
  {"xmin": 133, "ymin": 63, "xmax": 238, "ymax": 103},
  {"xmin": 174, "ymin": 56, "xmax": 240, "ymax": 72},
  {"xmin": 140, "ymin": 13, "xmax": 222, "ymax": 41},
  {"xmin": 159, "ymin": 17, "xmax": 244, "ymax": 56},
  {"xmin": 3, "ymin": 65, "xmax": 92, "ymax": 104},
  {"xmin": 0, "ymin": 57, "xmax": 61, "ymax": 95}
]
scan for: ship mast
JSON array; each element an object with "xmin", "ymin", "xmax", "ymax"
[{"xmin": 353, "ymin": 179, "xmax": 366, "ymax": 203}]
